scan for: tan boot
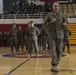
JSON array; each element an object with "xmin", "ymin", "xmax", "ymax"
[
  {"xmin": 51, "ymin": 66, "xmax": 59, "ymax": 72},
  {"xmin": 28, "ymin": 54, "xmax": 31, "ymax": 58}
]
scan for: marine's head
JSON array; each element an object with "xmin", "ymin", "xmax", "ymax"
[{"xmin": 52, "ymin": 1, "xmax": 59, "ymax": 13}]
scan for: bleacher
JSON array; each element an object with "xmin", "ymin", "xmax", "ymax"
[
  {"xmin": 59, "ymin": 3, "xmax": 76, "ymax": 17},
  {"xmin": 3, "ymin": 0, "xmax": 76, "ymax": 17},
  {"xmin": 3, "ymin": 1, "xmax": 41, "ymax": 14}
]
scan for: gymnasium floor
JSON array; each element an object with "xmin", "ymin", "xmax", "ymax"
[{"xmin": 0, "ymin": 46, "xmax": 76, "ymax": 75}]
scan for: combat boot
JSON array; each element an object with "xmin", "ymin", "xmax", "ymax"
[
  {"xmin": 28, "ymin": 54, "xmax": 31, "ymax": 58},
  {"xmin": 25, "ymin": 51, "xmax": 28, "ymax": 55},
  {"xmin": 36, "ymin": 52, "xmax": 39, "ymax": 58},
  {"xmin": 68, "ymin": 51, "xmax": 71, "ymax": 54},
  {"xmin": 51, "ymin": 66, "xmax": 59, "ymax": 72}
]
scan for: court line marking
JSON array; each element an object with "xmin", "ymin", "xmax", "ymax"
[
  {"xmin": 12, "ymin": 67, "xmax": 76, "ymax": 73},
  {"xmin": 14, "ymin": 67, "xmax": 76, "ymax": 70},
  {"xmin": 5, "ymin": 58, "xmax": 29, "ymax": 75}
]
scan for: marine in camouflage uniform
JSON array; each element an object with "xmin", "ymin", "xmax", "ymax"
[
  {"xmin": 42, "ymin": 26, "xmax": 49, "ymax": 53},
  {"xmin": 44, "ymin": 2, "xmax": 69, "ymax": 72},
  {"xmin": 17, "ymin": 26, "xmax": 24, "ymax": 52},
  {"xmin": 0, "ymin": 32, "xmax": 4, "ymax": 46},
  {"xmin": 5, "ymin": 32, "xmax": 10, "ymax": 47},
  {"xmin": 10, "ymin": 24, "xmax": 18, "ymax": 53},
  {"xmin": 63, "ymin": 26, "xmax": 71, "ymax": 54},
  {"xmin": 26, "ymin": 21, "xmax": 40, "ymax": 57},
  {"xmin": 25, "ymin": 22, "xmax": 31, "ymax": 53}
]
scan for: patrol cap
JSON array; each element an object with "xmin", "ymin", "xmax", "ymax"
[
  {"xmin": 30, "ymin": 21, "xmax": 34, "ymax": 24},
  {"xmin": 13, "ymin": 23, "xmax": 16, "ymax": 25},
  {"xmin": 28, "ymin": 22, "xmax": 31, "ymax": 24}
]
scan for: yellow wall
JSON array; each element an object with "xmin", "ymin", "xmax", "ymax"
[{"xmin": 69, "ymin": 24, "xmax": 76, "ymax": 44}]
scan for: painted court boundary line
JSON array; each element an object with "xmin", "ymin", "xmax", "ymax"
[{"xmin": 5, "ymin": 58, "xmax": 29, "ymax": 75}]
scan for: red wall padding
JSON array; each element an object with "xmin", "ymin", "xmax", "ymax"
[{"xmin": 0, "ymin": 24, "xmax": 28, "ymax": 32}]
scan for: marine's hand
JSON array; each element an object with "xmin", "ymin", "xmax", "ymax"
[
  {"xmin": 63, "ymin": 21, "xmax": 67, "ymax": 26},
  {"xmin": 51, "ymin": 18, "xmax": 57, "ymax": 23}
]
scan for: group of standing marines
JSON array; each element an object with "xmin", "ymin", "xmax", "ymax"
[
  {"xmin": 10, "ymin": 23, "xmax": 24, "ymax": 53},
  {"xmin": 10, "ymin": 21, "xmax": 40, "ymax": 57},
  {"xmin": 9, "ymin": 1, "xmax": 71, "ymax": 73}
]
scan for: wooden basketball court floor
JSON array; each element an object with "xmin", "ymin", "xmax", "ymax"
[{"xmin": 0, "ymin": 46, "xmax": 76, "ymax": 75}]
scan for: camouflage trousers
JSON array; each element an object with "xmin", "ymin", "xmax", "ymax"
[
  {"xmin": 49, "ymin": 39, "xmax": 63, "ymax": 66},
  {"xmin": 28, "ymin": 36, "xmax": 39, "ymax": 54},
  {"xmin": 25, "ymin": 38, "xmax": 29, "ymax": 51},
  {"xmin": 63, "ymin": 38, "xmax": 70, "ymax": 53},
  {"xmin": 18, "ymin": 37, "xmax": 24, "ymax": 51},
  {"xmin": 10, "ymin": 37, "xmax": 18, "ymax": 52},
  {"xmin": 43, "ymin": 36, "xmax": 49, "ymax": 51}
]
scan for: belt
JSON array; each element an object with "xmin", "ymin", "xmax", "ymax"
[
  {"xmin": 28, "ymin": 34, "xmax": 34, "ymax": 36},
  {"xmin": 12, "ymin": 36, "xmax": 17, "ymax": 37}
]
